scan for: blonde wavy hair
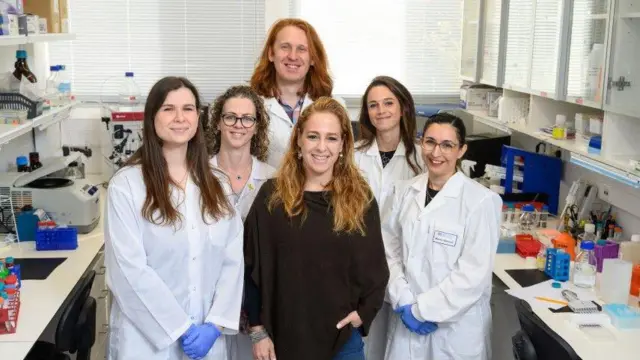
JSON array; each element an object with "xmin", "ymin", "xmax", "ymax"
[
  {"xmin": 268, "ymin": 97, "xmax": 373, "ymax": 235},
  {"xmin": 205, "ymin": 85, "xmax": 270, "ymax": 162}
]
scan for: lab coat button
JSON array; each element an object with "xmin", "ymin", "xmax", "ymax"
[
  {"xmin": 191, "ymin": 316, "xmax": 195, "ymax": 320},
  {"xmin": 192, "ymin": 257, "xmax": 196, "ymax": 261}
]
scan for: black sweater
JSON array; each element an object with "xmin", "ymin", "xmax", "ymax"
[{"xmin": 243, "ymin": 179, "xmax": 389, "ymax": 360}]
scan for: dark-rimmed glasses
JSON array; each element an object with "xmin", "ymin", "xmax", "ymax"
[{"xmin": 221, "ymin": 113, "xmax": 256, "ymax": 128}]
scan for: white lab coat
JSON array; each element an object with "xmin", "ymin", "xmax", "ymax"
[
  {"xmin": 354, "ymin": 139, "xmax": 423, "ymax": 360},
  {"xmin": 263, "ymin": 95, "xmax": 346, "ymax": 168},
  {"xmin": 263, "ymin": 95, "xmax": 314, "ymax": 168},
  {"xmin": 383, "ymin": 172, "xmax": 502, "ymax": 360},
  {"xmin": 105, "ymin": 165, "xmax": 244, "ymax": 360},
  {"xmin": 211, "ymin": 155, "xmax": 275, "ymax": 360}
]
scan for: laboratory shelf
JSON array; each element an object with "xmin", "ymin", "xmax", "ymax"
[
  {"xmin": 0, "ymin": 104, "xmax": 74, "ymax": 147},
  {"xmin": 0, "ymin": 33, "xmax": 76, "ymax": 46},
  {"xmin": 0, "ymin": 123, "xmax": 32, "ymax": 146},
  {"xmin": 461, "ymin": 109, "xmax": 512, "ymax": 134},
  {"xmin": 31, "ymin": 104, "xmax": 73, "ymax": 130},
  {"xmin": 507, "ymin": 122, "xmax": 640, "ymax": 189}
]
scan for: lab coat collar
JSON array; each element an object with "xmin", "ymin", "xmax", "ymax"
[
  {"xmin": 264, "ymin": 94, "xmax": 313, "ymax": 126},
  {"xmin": 364, "ymin": 138, "xmax": 407, "ymax": 157},
  {"xmin": 411, "ymin": 171, "xmax": 464, "ymax": 209}
]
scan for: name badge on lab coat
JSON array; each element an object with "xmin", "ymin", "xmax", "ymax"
[{"xmin": 433, "ymin": 230, "xmax": 458, "ymax": 247}]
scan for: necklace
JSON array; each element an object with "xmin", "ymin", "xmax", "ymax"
[{"xmin": 219, "ymin": 157, "xmax": 252, "ymax": 182}]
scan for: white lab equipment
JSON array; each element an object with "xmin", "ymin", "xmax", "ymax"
[
  {"xmin": 383, "ymin": 172, "xmax": 501, "ymax": 360},
  {"xmin": 0, "ymin": 153, "xmax": 100, "ymax": 234},
  {"xmin": 572, "ymin": 241, "xmax": 597, "ymax": 289},
  {"xmin": 118, "ymin": 72, "xmax": 142, "ymax": 112},
  {"xmin": 600, "ymin": 259, "xmax": 633, "ymax": 304},
  {"xmin": 105, "ymin": 166, "xmax": 244, "ymax": 360}
]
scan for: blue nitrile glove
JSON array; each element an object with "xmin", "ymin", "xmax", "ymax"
[
  {"xmin": 395, "ymin": 305, "xmax": 438, "ymax": 335},
  {"xmin": 181, "ymin": 323, "xmax": 221, "ymax": 359}
]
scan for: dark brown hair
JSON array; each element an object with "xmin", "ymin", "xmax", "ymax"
[
  {"xmin": 205, "ymin": 85, "xmax": 270, "ymax": 162},
  {"xmin": 356, "ymin": 76, "xmax": 421, "ymax": 175},
  {"xmin": 125, "ymin": 76, "xmax": 232, "ymax": 227},
  {"xmin": 250, "ymin": 18, "xmax": 332, "ymax": 100}
]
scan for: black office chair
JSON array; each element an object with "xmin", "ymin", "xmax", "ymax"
[
  {"xmin": 26, "ymin": 270, "xmax": 97, "ymax": 360},
  {"xmin": 512, "ymin": 298, "xmax": 581, "ymax": 360}
]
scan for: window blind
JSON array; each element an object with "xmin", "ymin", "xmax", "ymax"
[
  {"xmin": 49, "ymin": 0, "xmax": 265, "ymax": 103},
  {"xmin": 504, "ymin": 0, "xmax": 534, "ymax": 89},
  {"xmin": 292, "ymin": 0, "xmax": 463, "ymax": 102}
]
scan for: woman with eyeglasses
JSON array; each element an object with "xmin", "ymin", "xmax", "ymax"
[
  {"xmin": 243, "ymin": 97, "xmax": 389, "ymax": 360},
  {"xmin": 205, "ymin": 86, "xmax": 275, "ymax": 360},
  {"xmin": 383, "ymin": 113, "xmax": 502, "ymax": 360},
  {"xmin": 206, "ymin": 85, "xmax": 276, "ymax": 223}
]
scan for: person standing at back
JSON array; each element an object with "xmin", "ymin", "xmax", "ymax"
[
  {"xmin": 354, "ymin": 76, "xmax": 423, "ymax": 360},
  {"xmin": 250, "ymin": 18, "xmax": 335, "ymax": 168}
]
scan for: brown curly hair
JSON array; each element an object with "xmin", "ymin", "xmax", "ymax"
[
  {"xmin": 268, "ymin": 97, "xmax": 373, "ymax": 235},
  {"xmin": 205, "ymin": 85, "xmax": 270, "ymax": 162}
]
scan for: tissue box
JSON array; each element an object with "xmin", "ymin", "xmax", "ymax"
[{"xmin": 0, "ymin": 13, "xmax": 19, "ymax": 35}]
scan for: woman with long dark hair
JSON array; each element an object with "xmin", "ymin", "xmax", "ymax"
[{"xmin": 105, "ymin": 77, "xmax": 244, "ymax": 360}]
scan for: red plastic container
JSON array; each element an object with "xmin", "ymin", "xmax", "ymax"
[
  {"xmin": 0, "ymin": 290, "xmax": 21, "ymax": 334},
  {"xmin": 515, "ymin": 234, "xmax": 542, "ymax": 258}
]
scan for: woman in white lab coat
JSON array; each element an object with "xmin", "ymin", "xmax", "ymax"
[
  {"xmin": 383, "ymin": 113, "xmax": 502, "ymax": 360},
  {"xmin": 250, "ymin": 18, "xmax": 336, "ymax": 168},
  {"xmin": 354, "ymin": 75, "xmax": 424, "ymax": 360},
  {"xmin": 204, "ymin": 85, "xmax": 275, "ymax": 360},
  {"xmin": 105, "ymin": 76, "xmax": 244, "ymax": 360}
]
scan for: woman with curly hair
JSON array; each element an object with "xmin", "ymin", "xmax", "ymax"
[
  {"xmin": 242, "ymin": 97, "xmax": 389, "ymax": 360},
  {"xmin": 205, "ymin": 85, "xmax": 276, "ymax": 221}
]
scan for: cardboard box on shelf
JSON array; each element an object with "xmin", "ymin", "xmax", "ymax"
[
  {"xmin": 58, "ymin": 0, "xmax": 68, "ymax": 32},
  {"xmin": 24, "ymin": 0, "xmax": 59, "ymax": 33}
]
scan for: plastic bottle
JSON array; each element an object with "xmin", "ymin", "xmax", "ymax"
[
  {"xmin": 573, "ymin": 240, "xmax": 597, "ymax": 289},
  {"xmin": 619, "ymin": 234, "xmax": 640, "ymax": 263},
  {"xmin": 12, "ymin": 50, "xmax": 37, "ymax": 83},
  {"xmin": 536, "ymin": 243, "xmax": 547, "ymax": 271},
  {"xmin": 538, "ymin": 205, "xmax": 549, "ymax": 228},
  {"xmin": 118, "ymin": 72, "xmax": 141, "ymax": 112},
  {"xmin": 45, "ymin": 65, "xmax": 60, "ymax": 109},
  {"xmin": 577, "ymin": 223, "xmax": 596, "ymax": 252},
  {"xmin": 57, "ymin": 65, "xmax": 72, "ymax": 105},
  {"xmin": 519, "ymin": 204, "xmax": 536, "ymax": 232}
]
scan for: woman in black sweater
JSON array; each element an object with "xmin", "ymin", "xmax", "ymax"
[{"xmin": 243, "ymin": 97, "xmax": 390, "ymax": 360}]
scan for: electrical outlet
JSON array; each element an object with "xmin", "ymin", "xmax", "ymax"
[{"xmin": 601, "ymin": 184, "xmax": 611, "ymax": 202}]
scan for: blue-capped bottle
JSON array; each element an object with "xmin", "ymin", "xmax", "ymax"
[
  {"xmin": 12, "ymin": 50, "xmax": 37, "ymax": 83},
  {"xmin": 573, "ymin": 240, "xmax": 597, "ymax": 289}
]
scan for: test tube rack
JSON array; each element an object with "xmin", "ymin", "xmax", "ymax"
[{"xmin": 545, "ymin": 248, "xmax": 571, "ymax": 282}]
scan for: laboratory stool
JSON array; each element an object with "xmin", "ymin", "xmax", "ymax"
[
  {"xmin": 26, "ymin": 270, "xmax": 97, "ymax": 360},
  {"xmin": 511, "ymin": 299, "xmax": 581, "ymax": 360}
]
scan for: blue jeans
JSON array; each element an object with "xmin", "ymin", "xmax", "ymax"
[{"xmin": 333, "ymin": 328, "xmax": 365, "ymax": 360}]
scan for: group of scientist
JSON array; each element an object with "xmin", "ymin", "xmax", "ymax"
[{"xmin": 103, "ymin": 18, "xmax": 503, "ymax": 360}]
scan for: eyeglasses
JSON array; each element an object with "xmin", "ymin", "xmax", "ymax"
[
  {"xmin": 421, "ymin": 138, "xmax": 458, "ymax": 154},
  {"xmin": 221, "ymin": 113, "xmax": 256, "ymax": 128}
]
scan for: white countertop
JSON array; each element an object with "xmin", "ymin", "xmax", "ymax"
[
  {"xmin": 494, "ymin": 254, "xmax": 640, "ymax": 360},
  {"xmin": 0, "ymin": 181, "xmax": 106, "ymax": 358}
]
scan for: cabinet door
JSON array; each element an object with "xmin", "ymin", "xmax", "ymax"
[
  {"xmin": 566, "ymin": 0, "xmax": 610, "ymax": 108},
  {"xmin": 461, "ymin": 0, "xmax": 483, "ymax": 81},
  {"xmin": 604, "ymin": 0, "xmax": 640, "ymax": 117},
  {"xmin": 503, "ymin": 0, "xmax": 535, "ymax": 91},
  {"xmin": 529, "ymin": 0, "xmax": 568, "ymax": 99},
  {"xmin": 480, "ymin": 0, "xmax": 508, "ymax": 86}
]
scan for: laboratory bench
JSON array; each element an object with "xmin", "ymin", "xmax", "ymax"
[
  {"xmin": 0, "ymin": 191, "xmax": 108, "ymax": 360},
  {"xmin": 3, "ymin": 227, "xmax": 640, "ymax": 359},
  {"xmin": 494, "ymin": 253, "xmax": 640, "ymax": 360}
]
